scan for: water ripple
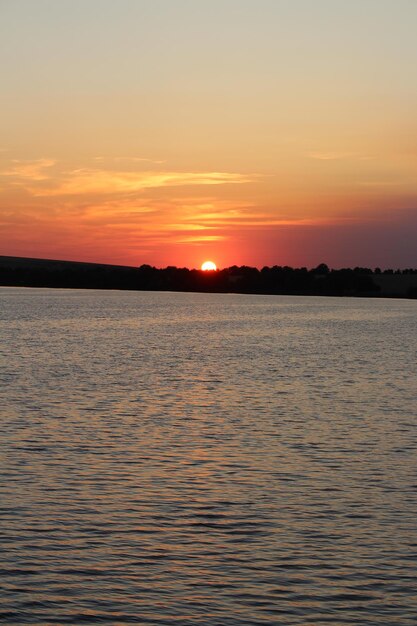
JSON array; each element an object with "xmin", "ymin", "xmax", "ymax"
[{"xmin": 1, "ymin": 289, "xmax": 416, "ymax": 624}]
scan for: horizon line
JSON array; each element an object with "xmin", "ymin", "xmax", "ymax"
[{"xmin": 1, "ymin": 254, "xmax": 416, "ymax": 273}]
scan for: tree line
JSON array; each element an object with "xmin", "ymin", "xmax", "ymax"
[{"xmin": 1, "ymin": 260, "xmax": 417, "ymax": 297}]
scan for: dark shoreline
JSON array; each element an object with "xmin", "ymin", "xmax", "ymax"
[{"xmin": 1, "ymin": 255, "xmax": 417, "ymax": 299}]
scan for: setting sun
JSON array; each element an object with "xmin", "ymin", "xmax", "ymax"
[{"xmin": 201, "ymin": 261, "xmax": 217, "ymax": 271}]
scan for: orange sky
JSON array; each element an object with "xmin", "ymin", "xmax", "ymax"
[{"xmin": 1, "ymin": 0, "xmax": 417, "ymax": 268}]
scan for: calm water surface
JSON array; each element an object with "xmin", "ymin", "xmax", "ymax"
[{"xmin": 1, "ymin": 288, "xmax": 416, "ymax": 625}]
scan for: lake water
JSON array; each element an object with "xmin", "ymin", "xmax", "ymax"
[{"xmin": 1, "ymin": 288, "xmax": 416, "ymax": 625}]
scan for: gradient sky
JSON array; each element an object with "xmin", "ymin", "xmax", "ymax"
[{"xmin": 1, "ymin": 0, "xmax": 417, "ymax": 268}]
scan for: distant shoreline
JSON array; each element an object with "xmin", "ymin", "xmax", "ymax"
[{"xmin": 1, "ymin": 256, "xmax": 417, "ymax": 299}]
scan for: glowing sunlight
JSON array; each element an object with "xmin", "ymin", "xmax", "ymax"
[{"xmin": 201, "ymin": 261, "xmax": 217, "ymax": 271}]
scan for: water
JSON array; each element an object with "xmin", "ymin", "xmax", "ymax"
[{"xmin": 1, "ymin": 288, "xmax": 416, "ymax": 625}]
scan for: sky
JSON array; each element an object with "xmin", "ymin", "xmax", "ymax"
[{"xmin": 1, "ymin": 0, "xmax": 417, "ymax": 269}]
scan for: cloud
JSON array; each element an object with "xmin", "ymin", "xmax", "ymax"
[
  {"xmin": 1, "ymin": 159, "xmax": 55, "ymax": 181},
  {"xmin": 307, "ymin": 151, "xmax": 373, "ymax": 161},
  {"xmin": 93, "ymin": 156, "xmax": 166, "ymax": 164},
  {"xmin": 0, "ymin": 157, "xmax": 254, "ymax": 197},
  {"xmin": 167, "ymin": 198, "xmax": 353, "ymax": 231},
  {"xmin": 358, "ymin": 181, "xmax": 401, "ymax": 187},
  {"xmin": 175, "ymin": 235, "xmax": 227, "ymax": 243},
  {"xmin": 27, "ymin": 169, "xmax": 253, "ymax": 196},
  {"xmin": 308, "ymin": 151, "xmax": 353, "ymax": 160}
]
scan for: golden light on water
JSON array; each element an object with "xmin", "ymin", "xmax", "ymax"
[{"xmin": 201, "ymin": 261, "xmax": 217, "ymax": 271}]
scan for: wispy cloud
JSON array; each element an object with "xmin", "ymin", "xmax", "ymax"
[
  {"xmin": 93, "ymin": 156, "xmax": 166, "ymax": 164},
  {"xmin": 28, "ymin": 169, "xmax": 253, "ymax": 196},
  {"xmin": 358, "ymin": 180, "xmax": 401, "ymax": 187},
  {"xmin": 307, "ymin": 151, "xmax": 372, "ymax": 161},
  {"xmin": 0, "ymin": 157, "xmax": 255, "ymax": 197},
  {"xmin": 1, "ymin": 159, "xmax": 55, "ymax": 181},
  {"xmin": 175, "ymin": 235, "xmax": 227, "ymax": 243}
]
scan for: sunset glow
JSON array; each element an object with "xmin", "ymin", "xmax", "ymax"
[
  {"xmin": 1, "ymin": 1, "xmax": 417, "ymax": 268},
  {"xmin": 201, "ymin": 261, "xmax": 217, "ymax": 271}
]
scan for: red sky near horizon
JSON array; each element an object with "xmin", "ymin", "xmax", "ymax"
[{"xmin": 1, "ymin": 1, "xmax": 417, "ymax": 269}]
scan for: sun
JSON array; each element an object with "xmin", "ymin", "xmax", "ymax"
[{"xmin": 201, "ymin": 260, "xmax": 217, "ymax": 271}]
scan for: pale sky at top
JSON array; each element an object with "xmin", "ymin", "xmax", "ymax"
[{"xmin": 1, "ymin": 0, "xmax": 417, "ymax": 268}]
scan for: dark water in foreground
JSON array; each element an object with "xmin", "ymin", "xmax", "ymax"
[{"xmin": 1, "ymin": 288, "xmax": 416, "ymax": 625}]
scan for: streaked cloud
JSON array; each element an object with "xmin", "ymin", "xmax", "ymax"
[
  {"xmin": 93, "ymin": 156, "xmax": 166, "ymax": 164},
  {"xmin": 176, "ymin": 235, "xmax": 227, "ymax": 243},
  {"xmin": 1, "ymin": 159, "xmax": 55, "ymax": 181},
  {"xmin": 307, "ymin": 152, "xmax": 372, "ymax": 161},
  {"xmin": 26, "ymin": 169, "xmax": 252, "ymax": 197},
  {"xmin": 0, "ymin": 158, "xmax": 254, "ymax": 197}
]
